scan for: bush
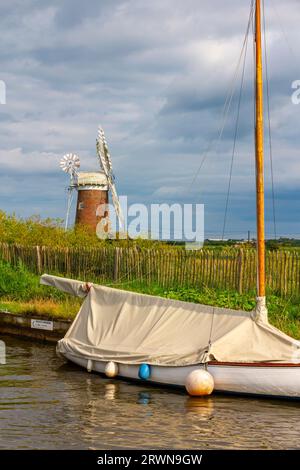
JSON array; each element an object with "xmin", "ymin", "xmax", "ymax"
[{"xmin": 0, "ymin": 211, "xmax": 174, "ymax": 250}]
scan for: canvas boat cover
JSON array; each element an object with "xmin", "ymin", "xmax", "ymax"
[{"xmin": 41, "ymin": 274, "xmax": 300, "ymax": 366}]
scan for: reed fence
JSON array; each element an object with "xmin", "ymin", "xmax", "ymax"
[{"xmin": 0, "ymin": 243, "xmax": 300, "ymax": 297}]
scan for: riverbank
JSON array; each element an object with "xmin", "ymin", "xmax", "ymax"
[
  {"xmin": 0, "ymin": 260, "xmax": 299, "ymax": 339},
  {"xmin": 0, "ymin": 310, "xmax": 70, "ymax": 342}
]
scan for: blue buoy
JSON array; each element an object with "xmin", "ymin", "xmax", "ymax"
[{"xmin": 138, "ymin": 363, "xmax": 151, "ymax": 380}]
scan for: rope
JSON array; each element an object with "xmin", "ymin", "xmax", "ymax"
[
  {"xmin": 262, "ymin": 0, "xmax": 277, "ymax": 240},
  {"xmin": 109, "ymin": 1, "xmax": 257, "ymax": 287},
  {"xmin": 270, "ymin": 1, "xmax": 299, "ymax": 67},
  {"xmin": 252, "ymin": 2, "xmax": 256, "ymax": 167},
  {"xmin": 222, "ymin": 22, "xmax": 250, "ymax": 240},
  {"xmin": 189, "ymin": 0, "xmax": 255, "ymax": 193},
  {"xmin": 205, "ymin": 307, "xmax": 216, "ymax": 367}
]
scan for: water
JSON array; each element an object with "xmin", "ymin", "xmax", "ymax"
[{"xmin": 0, "ymin": 335, "xmax": 299, "ymax": 450}]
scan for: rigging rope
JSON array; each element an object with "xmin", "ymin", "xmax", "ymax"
[
  {"xmin": 221, "ymin": 24, "xmax": 249, "ymax": 240},
  {"xmin": 205, "ymin": 307, "xmax": 216, "ymax": 368},
  {"xmin": 189, "ymin": 0, "xmax": 255, "ymax": 193},
  {"xmin": 270, "ymin": 1, "xmax": 299, "ymax": 67},
  {"xmin": 262, "ymin": 0, "xmax": 277, "ymax": 240}
]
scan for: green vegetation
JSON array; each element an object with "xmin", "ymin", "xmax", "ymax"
[
  {"xmin": 0, "ymin": 259, "xmax": 299, "ymax": 338},
  {"xmin": 1, "ymin": 211, "xmax": 300, "ymax": 250},
  {"xmin": 0, "ymin": 259, "xmax": 81, "ymax": 319},
  {"xmin": 0, "ymin": 259, "xmax": 65, "ymax": 301},
  {"xmin": 0, "ymin": 211, "xmax": 171, "ymax": 250},
  {"xmin": 0, "ymin": 211, "xmax": 299, "ymax": 337}
]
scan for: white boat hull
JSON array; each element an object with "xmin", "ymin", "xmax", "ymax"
[{"xmin": 62, "ymin": 352, "xmax": 300, "ymax": 399}]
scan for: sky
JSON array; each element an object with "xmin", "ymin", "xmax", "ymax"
[{"xmin": 0, "ymin": 0, "xmax": 299, "ymax": 239}]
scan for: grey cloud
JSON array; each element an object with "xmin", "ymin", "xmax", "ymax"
[{"xmin": 0, "ymin": 0, "xmax": 299, "ymax": 238}]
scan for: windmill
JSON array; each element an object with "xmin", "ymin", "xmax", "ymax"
[
  {"xmin": 59, "ymin": 128, "xmax": 124, "ymax": 234},
  {"xmin": 96, "ymin": 126, "xmax": 124, "ymax": 229},
  {"xmin": 60, "ymin": 153, "xmax": 80, "ymax": 231}
]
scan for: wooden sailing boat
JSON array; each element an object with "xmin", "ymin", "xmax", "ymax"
[{"xmin": 42, "ymin": 0, "xmax": 300, "ymax": 399}]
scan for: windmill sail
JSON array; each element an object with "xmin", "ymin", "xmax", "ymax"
[{"xmin": 96, "ymin": 127, "xmax": 124, "ymax": 228}]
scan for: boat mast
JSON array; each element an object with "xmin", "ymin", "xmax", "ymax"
[{"xmin": 255, "ymin": 0, "xmax": 268, "ymax": 321}]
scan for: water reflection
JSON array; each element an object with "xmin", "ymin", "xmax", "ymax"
[
  {"xmin": 184, "ymin": 396, "xmax": 214, "ymax": 419},
  {"xmin": 0, "ymin": 335, "xmax": 299, "ymax": 449},
  {"xmin": 137, "ymin": 392, "xmax": 151, "ymax": 405},
  {"xmin": 104, "ymin": 383, "xmax": 118, "ymax": 401}
]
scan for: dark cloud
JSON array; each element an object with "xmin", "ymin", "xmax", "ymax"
[{"xmin": 0, "ymin": 0, "xmax": 299, "ymax": 238}]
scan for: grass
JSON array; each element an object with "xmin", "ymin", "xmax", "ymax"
[
  {"xmin": 0, "ymin": 259, "xmax": 299, "ymax": 338},
  {"xmin": 0, "ymin": 298, "xmax": 81, "ymax": 320}
]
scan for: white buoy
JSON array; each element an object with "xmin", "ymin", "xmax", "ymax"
[
  {"xmin": 105, "ymin": 361, "xmax": 119, "ymax": 378},
  {"xmin": 185, "ymin": 369, "xmax": 214, "ymax": 396},
  {"xmin": 87, "ymin": 359, "xmax": 93, "ymax": 373}
]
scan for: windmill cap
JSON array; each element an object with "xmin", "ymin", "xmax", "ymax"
[{"xmin": 77, "ymin": 171, "xmax": 108, "ymax": 189}]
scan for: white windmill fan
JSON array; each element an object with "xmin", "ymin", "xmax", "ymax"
[
  {"xmin": 60, "ymin": 153, "xmax": 80, "ymax": 179},
  {"xmin": 60, "ymin": 153, "xmax": 81, "ymax": 231},
  {"xmin": 96, "ymin": 127, "xmax": 124, "ymax": 229}
]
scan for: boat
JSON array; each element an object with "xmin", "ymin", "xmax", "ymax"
[
  {"xmin": 41, "ymin": 0, "xmax": 300, "ymax": 399},
  {"xmin": 40, "ymin": 272, "xmax": 300, "ymax": 399}
]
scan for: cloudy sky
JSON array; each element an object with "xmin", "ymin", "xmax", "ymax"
[{"xmin": 0, "ymin": 0, "xmax": 299, "ymax": 238}]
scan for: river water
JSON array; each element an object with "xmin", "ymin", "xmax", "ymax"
[{"xmin": 0, "ymin": 335, "xmax": 299, "ymax": 450}]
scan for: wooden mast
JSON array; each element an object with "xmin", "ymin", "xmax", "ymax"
[{"xmin": 255, "ymin": 0, "xmax": 267, "ymax": 318}]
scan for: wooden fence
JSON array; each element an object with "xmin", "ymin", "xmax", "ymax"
[{"xmin": 0, "ymin": 243, "xmax": 300, "ymax": 297}]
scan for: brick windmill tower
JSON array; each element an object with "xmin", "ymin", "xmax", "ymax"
[{"xmin": 60, "ymin": 127, "xmax": 124, "ymax": 235}]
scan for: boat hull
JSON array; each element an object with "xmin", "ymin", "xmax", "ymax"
[{"xmin": 62, "ymin": 352, "xmax": 300, "ymax": 399}]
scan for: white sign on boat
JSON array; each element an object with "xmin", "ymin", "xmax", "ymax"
[{"xmin": 31, "ymin": 319, "xmax": 54, "ymax": 331}]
